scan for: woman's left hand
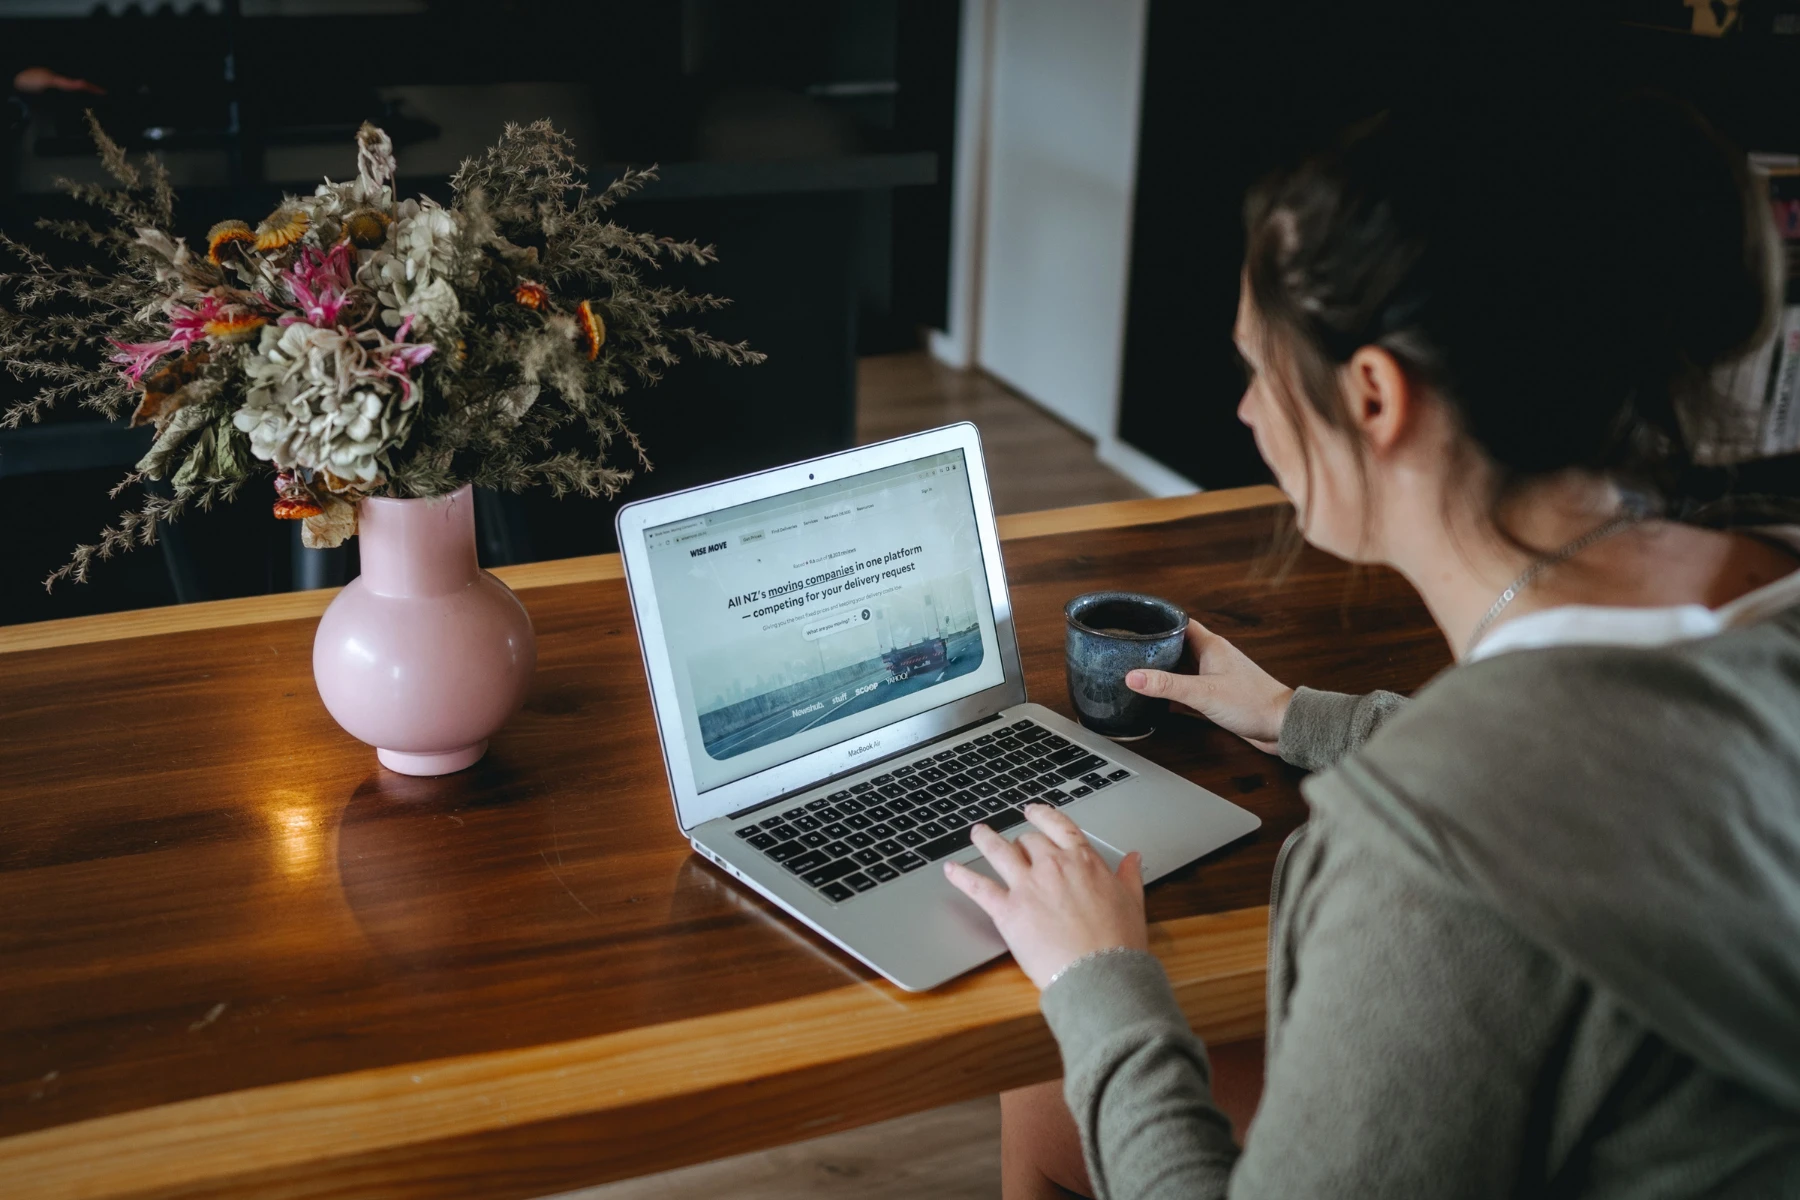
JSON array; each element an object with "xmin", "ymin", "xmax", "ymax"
[{"xmin": 943, "ymin": 803, "xmax": 1148, "ymax": 989}]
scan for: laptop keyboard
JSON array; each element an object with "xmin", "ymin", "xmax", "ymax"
[{"xmin": 728, "ymin": 718, "xmax": 1133, "ymax": 904}]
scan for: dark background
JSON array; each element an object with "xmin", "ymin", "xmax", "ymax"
[
  {"xmin": 1117, "ymin": 0, "xmax": 1800, "ymax": 489},
  {"xmin": 0, "ymin": 0, "xmax": 959, "ymax": 623},
  {"xmin": 6, "ymin": 0, "xmax": 1799, "ymax": 625}
]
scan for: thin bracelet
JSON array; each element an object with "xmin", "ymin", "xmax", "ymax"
[{"xmin": 1043, "ymin": 945, "xmax": 1140, "ymax": 991}]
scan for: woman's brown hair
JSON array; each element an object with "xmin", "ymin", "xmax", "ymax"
[{"xmin": 1243, "ymin": 91, "xmax": 1783, "ymax": 542}]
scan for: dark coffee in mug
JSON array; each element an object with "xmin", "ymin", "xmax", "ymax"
[{"xmin": 1064, "ymin": 592, "xmax": 1188, "ymax": 740}]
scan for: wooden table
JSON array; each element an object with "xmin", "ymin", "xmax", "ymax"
[{"xmin": 0, "ymin": 486, "xmax": 1449, "ymax": 1200}]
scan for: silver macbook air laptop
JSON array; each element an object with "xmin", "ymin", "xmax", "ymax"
[{"xmin": 616, "ymin": 423, "xmax": 1260, "ymax": 991}]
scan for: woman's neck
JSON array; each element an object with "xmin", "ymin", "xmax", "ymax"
[
  {"xmin": 1385, "ymin": 476, "xmax": 1635, "ymax": 660},
  {"xmin": 1386, "ymin": 477, "xmax": 1800, "ymax": 661}
]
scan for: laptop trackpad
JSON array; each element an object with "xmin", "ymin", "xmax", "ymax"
[{"xmin": 962, "ymin": 828, "xmax": 1126, "ymax": 884}]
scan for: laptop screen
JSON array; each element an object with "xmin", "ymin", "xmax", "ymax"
[{"xmin": 642, "ymin": 448, "xmax": 1008, "ymax": 795}]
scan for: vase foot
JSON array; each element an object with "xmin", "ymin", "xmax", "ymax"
[{"xmin": 378, "ymin": 742, "xmax": 488, "ymax": 776}]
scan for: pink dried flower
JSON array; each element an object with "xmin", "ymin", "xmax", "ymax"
[
  {"xmin": 366, "ymin": 319, "xmax": 435, "ymax": 403},
  {"xmin": 108, "ymin": 337, "xmax": 183, "ymax": 385},
  {"xmin": 280, "ymin": 243, "xmax": 358, "ymax": 328},
  {"xmin": 381, "ymin": 314, "xmax": 435, "ymax": 370},
  {"xmin": 109, "ymin": 293, "xmax": 276, "ymax": 383},
  {"xmin": 108, "ymin": 302, "xmax": 207, "ymax": 383}
]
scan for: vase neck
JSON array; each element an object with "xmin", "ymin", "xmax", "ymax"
[{"xmin": 355, "ymin": 486, "xmax": 479, "ymax": 597}]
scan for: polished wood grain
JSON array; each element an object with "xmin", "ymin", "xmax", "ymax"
[
  {"xmin": 4, "ymin": 908, "xmax": 1265, "ymax": 1200},
  {"xmin": 0, "ymin": 491, "xmax": 1449, "ymax": 1199},
  {"xmin": 996, "ymin": 484, "xmax": 1284, "ymax": 541}
]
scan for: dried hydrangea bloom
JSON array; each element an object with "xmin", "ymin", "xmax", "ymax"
[
  {"xmin": 367, "ymin": 198, "xmax": 462, "ymax": 335},
  {"xmin": 233, "ymin": 322, "xmax": 426, "ymax": 485}
]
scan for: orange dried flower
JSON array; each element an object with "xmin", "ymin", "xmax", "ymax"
[
  {"xmin": 130, "ymin": 348, "xmax": 211, "ymax": 429},
  {"xmin": 576, "ymin": 300, "xmax": 606, "ymax": 360},
  {"xmin": 514, "ymin": 280, "xmax": 549, "ymax": 309},
  {"xmin": 340, "ymin": 207, "xmax": 391, "ymax": 250},
  {"xmin": 254, "ymin": 207, "xmax": 310, "ymax": 253},
  {"xmin": 273, "ymin": 495, "xmax": 325, "ymax": 520},
  {"xmin": 206, "ymin": 220, "xmax": 255, "ymax": 266},
  {"xmin": 203, "ymin": 312, "xmax": 268, "ymax": 343},
  {"xmin": 271, "ymin": 471, "xmax": 323, "ymax": 520}
]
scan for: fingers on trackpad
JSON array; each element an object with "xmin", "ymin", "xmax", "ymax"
[
  {"xmin": 962, "ymin": 827, "xmax": 1125, "ymax": 881},
  {"xmin": 1084, "ymin": 831, "xmax": 1126, "ymax": 868}
]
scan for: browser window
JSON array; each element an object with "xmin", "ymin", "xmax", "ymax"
[{"xmin": 643, "ymin": 449, "xmax": 1006, "ymax": 794}]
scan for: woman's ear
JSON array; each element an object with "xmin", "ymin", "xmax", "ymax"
[{"xmin": 1342, "ymin": 346, "xmax": 1414, "ymax": 456}]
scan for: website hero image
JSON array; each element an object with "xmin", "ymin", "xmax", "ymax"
[{"xmin": 646, "ymin": 451, "xmax": 1005, "ymax": 793}]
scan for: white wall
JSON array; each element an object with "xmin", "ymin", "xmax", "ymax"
[
  {"xmin": 971, "ymin": 0, "xmax": 1148, "ymax": 442},
  {"xmin": 927, "ymin": 0, "xmax": 996, "ymax": 371}
]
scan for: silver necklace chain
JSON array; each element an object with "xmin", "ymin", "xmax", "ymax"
[{"xmin": 1463, "ymin": 507, "xmax": 1648, "ymax": 659}]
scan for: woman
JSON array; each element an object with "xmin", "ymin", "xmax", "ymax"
[{"xmin": 945, "ymin": 93, "xmax": 1800, "ymax": 1199}]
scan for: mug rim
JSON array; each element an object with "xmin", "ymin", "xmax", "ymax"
[{"xmin": 1064, "ymin": 591, "xmax": 1187, "ymax": 641}]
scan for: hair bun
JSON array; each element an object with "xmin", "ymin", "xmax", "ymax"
[{"xmin": 1245, "ymin": 89, "xmax": 1782, "ymax": 496}]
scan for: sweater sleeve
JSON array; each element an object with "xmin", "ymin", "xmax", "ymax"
[
  {"xmin": 1041, "ymin": 817, "xmax": 1576, "ymax": 1200},
  {"xmin": 1040, "ymin": 950, "xmax": 1238, "ymax": 1200},
  {"xmin": 1277, "ymin": 686, "xmax": 1407, "ymax": 772}
]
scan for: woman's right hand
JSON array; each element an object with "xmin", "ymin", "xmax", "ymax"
[{"xmin": 1125, "ymin": 620, "xmax": 1293, "ymax": 754}]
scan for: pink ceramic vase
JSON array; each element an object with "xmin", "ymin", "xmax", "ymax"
[{"xmin": 313, "ymin": 484, "xmax": 536, "ymax": 776}]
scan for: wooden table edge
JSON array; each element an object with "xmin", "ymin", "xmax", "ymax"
[
  {"xmin": 1, "ymin": 482, "xmax": 1290, "ymax": 1195},
  {"xmin": 0, "ymin": 485, "xmax": 1285, "ymax": 656},
  {"xmin": 1, "ymin": 906, "xmax": 1271, "ymax": 1199}
]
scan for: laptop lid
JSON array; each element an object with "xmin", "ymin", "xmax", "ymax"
[{"xmin": 616, "ymin": 423, "xmax": 1027, "ymax": 832}]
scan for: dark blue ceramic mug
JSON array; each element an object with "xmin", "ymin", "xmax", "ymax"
[{"xmin": 1064, "ymin": 592, "xmax": 1189, "ymax": 741}]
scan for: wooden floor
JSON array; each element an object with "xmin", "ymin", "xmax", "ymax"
[
  {"xmin": 562, "ymin": 352, "xmax": 1138, "ymax": 1200},
  {"xmin": 555, "ymin": 1097, "xmax": 1003, "ymax": 1200},
  {"xmin": 854, "ymin": 352, "xmax": 1146, "ymax": 513}
]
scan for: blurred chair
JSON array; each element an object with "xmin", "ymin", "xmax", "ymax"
[
  {"xmin": 474, "ymin": 487, "xmax": 533, "ymax": 569},
  {"xmin": 0, "ymin": 419, "xmax": 205, "ymax": 603}
]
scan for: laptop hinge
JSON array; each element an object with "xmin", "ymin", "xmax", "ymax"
[{"xmin": 723, "ymin": 711, "xmax": 1009, "ymax": 822}]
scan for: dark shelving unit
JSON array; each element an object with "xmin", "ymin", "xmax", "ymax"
[
  {"xmin": 0, "ymin": 0, "xmax": 960, "ymax": 625},
  {"xmin": 1115, "ymin": 1, "xmax": 1800, "ymax": 489}
]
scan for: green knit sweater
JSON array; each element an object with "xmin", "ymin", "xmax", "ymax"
[{"xmin": 1041, "ymin": 603, "xmax": 1800, "ymax": 1199}]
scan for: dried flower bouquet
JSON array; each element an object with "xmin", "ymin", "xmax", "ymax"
[{"xmin": 0, "ymin": 116, "xmax": 762, "ymax": 587}]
